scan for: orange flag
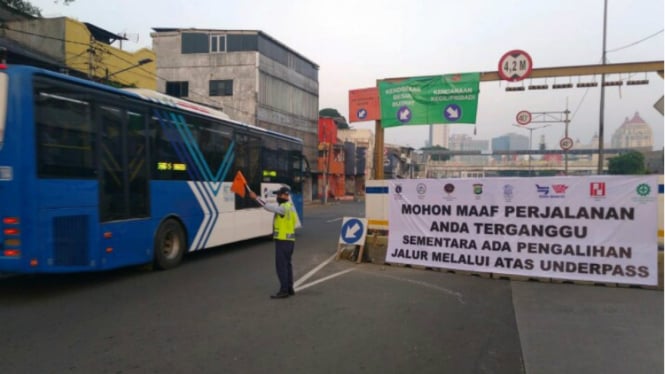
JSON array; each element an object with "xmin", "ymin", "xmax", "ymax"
[{"xmin": 230, "ymin": 170, "xmax": 248, "ymax": 197}]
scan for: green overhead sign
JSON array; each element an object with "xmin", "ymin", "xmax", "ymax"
[{"xmin": 378, "ymin": 73, "xmax": 480, "ymax": 128}]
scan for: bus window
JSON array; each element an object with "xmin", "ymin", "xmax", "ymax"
[
  {"xmin": 234, "ymin": 132, "xmax": 261, "ymax": 209},
  {"xmin": 197, "ymin": 119, "xmax": 232, "ymax": 182},
  {"xmin": 34, "ymin": 84, "xmax": 95, "ymax": 178},
  {"xmin": 150, "ymin": 112, "xmax": 190, "ymax": 181},
  {"xmin": 128, "ymin": 110, "xmax": 149, "ymax": 217},
  {"xmin": 0, "ymin": 72, "xmax": 7, "ymax": 149}
]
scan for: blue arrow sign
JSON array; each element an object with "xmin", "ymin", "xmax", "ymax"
[
  {"xmin": 443, "ymin": 103, "xmax": 462, "ymax": 121},
  {"xmin": 397, "ymin": 106, "xmax": 412, "ymax": 123},
  {"xmin": 341, "ymin": 218, "xmax": 364, "ymax": 244}
]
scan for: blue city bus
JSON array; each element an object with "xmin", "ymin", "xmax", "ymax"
[{"xmin": 0, "ymin": 65, "xmax": 306, "ymax": 273}]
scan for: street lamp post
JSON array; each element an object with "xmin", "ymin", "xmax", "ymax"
[
  {"xmin": 513, "ymin": 124, "xmax": 550, "ymax": 176},
  {"xmin": 105, "ymin": 58, "xmax": 152, "ymax": 82}
]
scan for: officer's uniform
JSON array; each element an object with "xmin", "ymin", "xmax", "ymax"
[{"xmin": 254, "ymin": 186, "xmax": 297, "ymax": 298}]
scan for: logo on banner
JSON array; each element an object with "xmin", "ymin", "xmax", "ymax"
[
  {"xmin": 393, "ymin": 184, "xmax": 403, "ymax": 200},
  {"xmin": 416, "ymin": 183, "xmax": 427, "ymax": 199},
  {"xmin": 632, "ymin": 183, "xmax": 656, "ymax": 204},
  {"xmin": 473, "ymin": 183, "xmax": 483, "ymax": 195},
  {"xmin": 503, "ymin": 184, "xmax": 514, "ymax": 202},
  {"xmin": 536, "ymin": 184, "xmax": 550, "ymax": 197},
  {"xmin": 590, "ymin": 182, "xmax": 606, "ymax": 197},
  {"xmin": 551, "ymin": 184, "xmax": 569, "ymax": 195},
  {"xmin": 636, "ymin": 183, "xmax": 651, "ymax": 197},
  {"xmin": 443, "ymin": 183, "xmax": 456, "ymax": 201},
  {"xmin": 536, "ymin": 184, "xmax": 567, "ymax": 198}
]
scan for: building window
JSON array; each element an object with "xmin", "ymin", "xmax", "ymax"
[
  {"xmin": 166, "ymin": 81, "xmax": 189, "ymax": 97},
  {"xmin": 181, "ymin": 33, "xmax": 209, "ymax": 54},
  {"xmin": 210, "ymin": 35, "xmax": 226, "ymax": 53},
  {"xmin": 209, "ymin": 80, "xmax": 233, "ymax": 96}
]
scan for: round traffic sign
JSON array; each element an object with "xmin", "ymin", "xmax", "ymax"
[
  {"xmin": 560, "ymin": 137, "xmax": 573, "ymax": 151},
  {"xmin": 498, "ymin": 50, "xmax": 533, "ymax": 82},
  {"xmin": 516, "ymin": 110, "xmax": 532, "ymax": 125},
  {"xmin": 340, "ymin": 217, "xmax": 366, "ymax": 245}
]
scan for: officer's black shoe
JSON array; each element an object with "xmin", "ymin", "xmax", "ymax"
[
  {"xmin": 288, "ymin": 288, "xmax": 295, "ymax": 296},
  {"xmin": 270, "ymin": 291, "xmax": 289, "ymax": 299}
]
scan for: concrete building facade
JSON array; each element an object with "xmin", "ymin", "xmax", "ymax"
[{"xmin": 150, "ymin": 29, "xmax": 319, "ymax": 200}]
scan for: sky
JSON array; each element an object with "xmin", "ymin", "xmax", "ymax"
[{"xmin": 31, "ymin": 0, "xmax": 664, "ymax": 150}]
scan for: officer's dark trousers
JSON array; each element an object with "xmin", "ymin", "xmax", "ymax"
[{"xmin": 275, "ymin": 239, "xmax": 295, "ymax": 292}]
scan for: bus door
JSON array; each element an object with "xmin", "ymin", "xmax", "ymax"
[{"xmin": 97, "ymin": 104, "xmax": 150, "ymax": 265}]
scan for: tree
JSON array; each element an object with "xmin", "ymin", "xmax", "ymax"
[
  {"xmin": 1, "ymin": 0, "xmax": 74, "ymax": 17},
  {"xmin": 319, "ymin": 108, "xmax": 349, "ymax": 129},
  {"xmin": 420, "ymin": 145, "xmax": 451, "ymax": 161},
  {"xmin": 608, "ymin": 150, "xmax": 646, "ymax": 175}
]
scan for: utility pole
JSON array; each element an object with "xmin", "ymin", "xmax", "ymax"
[
  {"xmin": 597, "ymin": 0, "xmax": 608, "ymax": 174},
  {"xmin": 563, "ymin": 101, "xmax": 571, "ymax": 174}
]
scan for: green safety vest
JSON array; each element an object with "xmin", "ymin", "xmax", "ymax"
[{"xmin": 273, "ymin": 202, "xmax": 296, "ymax": 241}]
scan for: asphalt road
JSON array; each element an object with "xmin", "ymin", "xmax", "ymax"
[{"xmin": 0, "ymin": 201, "xmax": 662, "ymax": 374}]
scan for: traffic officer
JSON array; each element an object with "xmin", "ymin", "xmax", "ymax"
[{"xmin": 248, "ymin": 186, "xmax": 297, "ymax": 299}]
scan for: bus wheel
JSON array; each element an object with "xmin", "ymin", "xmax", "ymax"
[{"xmin": 153, "ymin": 219, "xmax": 186, "ymax": 270}]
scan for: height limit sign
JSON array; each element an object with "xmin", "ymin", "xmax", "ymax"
[{"xmin": 498, "ymin": 50, "xmax": 533, "ymax": 82}]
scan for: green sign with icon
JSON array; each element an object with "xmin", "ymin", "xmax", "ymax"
[{"xmin": 378, "ymin": 73, "xmax": 480, "ymax": 128}]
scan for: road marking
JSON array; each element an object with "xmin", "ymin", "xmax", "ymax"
[
  {"xmin": 325, "ymin": 217, "xmax": 343, "ymax": 223},
  {"xmin": 360, "ymin": 269, "xmax": 465, "ymax": 304},
  {"xmin": 294, "ymin": 268, "xmax": 355, "ymax": 292},
  {"xmin": 294, "ymin": 253, "xmax": 337, "ymax": 288}
]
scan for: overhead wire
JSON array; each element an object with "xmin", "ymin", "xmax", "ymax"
[{"xmin": 606, "ymin": 29, "xmax": 664, "ymax": 53}]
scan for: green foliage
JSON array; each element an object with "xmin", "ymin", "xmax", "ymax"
[
  {"xmin": 319, "ymin": 108, "xmax": 349, "ymax": 129},
  {"xmin": 608, "ymin": 150, "xmax": 646, "ymax": 175},
  {"xmin": 1, "ymin": 0, "xmax": 74, "ymax": 17},
  {"xmin": 319, "ymin": 108, "xmax": 341, "ymax": 118},
  {"xmin": 2, "ymin": 0, "xmax": 41, "ymax": 16}
]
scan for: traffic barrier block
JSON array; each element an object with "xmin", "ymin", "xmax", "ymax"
[
  {"xmin": 365, "ymin": 234, "xmax": 388, "ymax": 264},
  {"xmin": 337, "ymin": 244, "xmax": 357, "ymax": 261}
]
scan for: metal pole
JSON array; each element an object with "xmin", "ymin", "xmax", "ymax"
[
  {"xmin": 597, "ymin": 0, "xmax": 608, "ymax": 174},
  {"xmin": 528, "ymin": 128, "xmax": 533, "ymax": 176},
  {"xmin": 564, "ymin": 101, "xmax": 570, "ymax": 175},
  {"xmin": 374, "ymin": 119, "xmax": 384, "ymax": 180},
  {"xmin": 322, "ymin": 144, "xmax": 328, "ymax": 204}
]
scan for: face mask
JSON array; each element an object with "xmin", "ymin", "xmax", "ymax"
[{"xmin": 277, "ymin": 197, "xmax": 288, "ymax": 204}]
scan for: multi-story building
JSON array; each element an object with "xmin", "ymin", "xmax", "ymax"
[
  {"xmin": 448, "ymin": 133, "xmax": 489, "ymax": 163},
  {"xmin": 611, "ymin": 112, "xmax": 653, "ymax": 150},
  {"xmin": 150, "ymin": 28, "xmax": 319, "ymax": 200},
  {"xmin": 430, "ymin": 124, "xmax": 450, "ymax": 148},
  {"xmin": 491, "ymin": 133, "xmax": 529, "ymax": 161}
]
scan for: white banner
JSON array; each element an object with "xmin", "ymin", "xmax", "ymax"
[{"xmin": 386, "ymin": 176, "xmax": 659, "ymax": 285}]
